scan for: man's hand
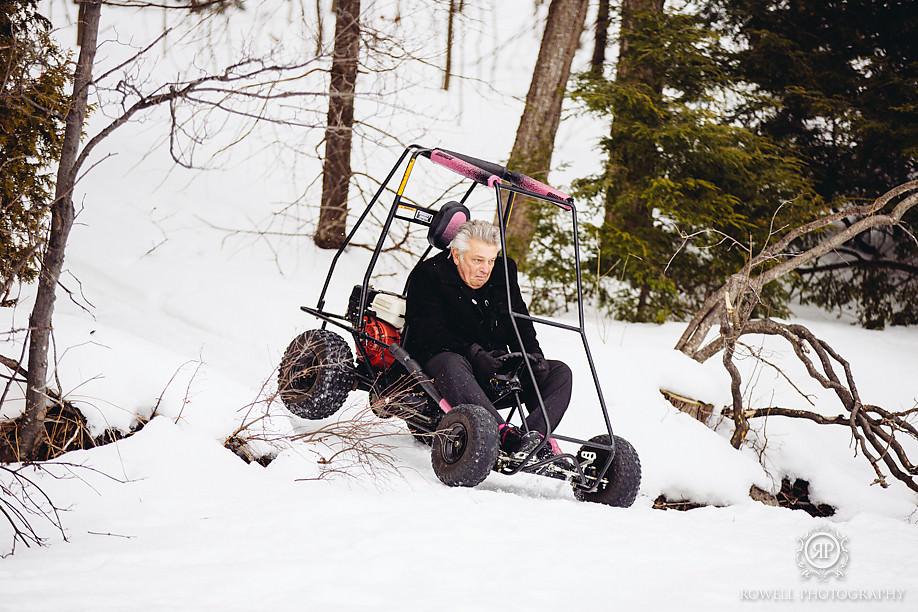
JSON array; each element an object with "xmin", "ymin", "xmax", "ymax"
[
  {"xmin": 467, "ymin": 343, "xmax": 506, "ymax": 381},
  {"xmin": 528, "ymin": 352, "xmax": 550, "ymax": 377}
]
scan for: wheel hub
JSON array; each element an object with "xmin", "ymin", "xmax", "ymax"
[{"xmin": 440, "ymin": 424, "xmax": 467, "ymax": 464}]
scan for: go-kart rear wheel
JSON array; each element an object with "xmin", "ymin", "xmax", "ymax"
[
  {"xmin": 278, "ymin": 329, "xmax": 355, "ymax": 419},
  {"xmin": 431, "ymin": 404, "xmax": 499, "ymax": 488},
  {"xmin": 573, "ymin": 434, "xmax": 641, "ymax": 508}
]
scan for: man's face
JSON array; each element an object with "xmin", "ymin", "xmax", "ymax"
[{"xmin": 452, "ymin": 238, "xmax": 499, "ymax": 290}]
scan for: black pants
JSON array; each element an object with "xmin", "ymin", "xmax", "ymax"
[{"xmin": 424, "ymin": 351, "xmax": 572, "ymax": 436}]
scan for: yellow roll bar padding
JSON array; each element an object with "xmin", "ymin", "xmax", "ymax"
[{"xmin": 396, "ymin": 157, "xmax": 416, "ymax": 196}]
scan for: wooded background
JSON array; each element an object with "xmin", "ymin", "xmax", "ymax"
[{"xmin": 2, "ymin": 0, "xmax": 916, "ymax": 468}]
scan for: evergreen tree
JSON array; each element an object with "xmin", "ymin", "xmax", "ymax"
[
  {"xmin": 565, "ymin": 2, "xmax": 814, "ymax": 322},
  {"xmin": 715, "ymin": 0, "xmax": 918, "ymax": 328},
  {"xmin": 0, "ymin": 0, "xmax": 69, "ymax": 300}
]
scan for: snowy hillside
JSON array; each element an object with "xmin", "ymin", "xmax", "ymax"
[{"xmin": 2, "ymin": 2, "xmax": 917, "ymax": 610}]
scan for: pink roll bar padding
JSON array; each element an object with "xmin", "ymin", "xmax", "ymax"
[
  {"xmin": 430, "ymin": 149, "xmax": 495, "ymax": 186},
  {"xmin": 515, "ymin": 174, "xmax": 573, "ymax": 209},
  {"xmin": 431, "ymin": 148, "xmax": 573, "ymax": 210}
]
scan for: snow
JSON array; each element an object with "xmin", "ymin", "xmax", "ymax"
[{"xmin": 2, "ymin": 1, "xmax": 917, "ymax": 610}]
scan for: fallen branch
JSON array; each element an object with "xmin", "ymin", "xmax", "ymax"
[{"xmin": 676, "ymin": 181, "xmax": 918, "ymax": 493}]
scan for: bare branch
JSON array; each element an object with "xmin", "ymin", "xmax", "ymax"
[
  {"xmin": 675, "ymin": 181, "xmax": 918, "ymax": 493},
  {"xmin": 677, "ymin": 181, "xmax": 918, "ymax": 360}
]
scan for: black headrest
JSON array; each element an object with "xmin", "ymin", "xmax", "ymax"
[{"xmin": 427, "ymin": 201, "xmax": 471, "ymax": 250}]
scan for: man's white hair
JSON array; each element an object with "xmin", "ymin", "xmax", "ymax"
[{"xmin": 449, "ymin": 220, "xmax": 500, "ymax": 256}]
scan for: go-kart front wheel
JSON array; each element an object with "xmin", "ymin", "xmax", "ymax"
[
  {"xmin": 277, "ymin": 329, "xmax": 355, "ymax": 419},
  {"xmin": 431, "ymin": 404, "xmax": 499, "ymax": 488},
  {"xmin": 573, "ymin": 434, "xmax": 641, "ymax": 508}
]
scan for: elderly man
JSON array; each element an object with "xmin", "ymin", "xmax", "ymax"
[{"xmin": 404, "ymin": 219, "xmax": 572, "ymax": 459}]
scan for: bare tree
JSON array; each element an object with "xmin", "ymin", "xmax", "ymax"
[
  {"xmin": 503, "ymin": 0, "xmax": 588, "ymax": 259},
  {"xmin": 19, "ymin": 0, "xmax": 103, "ymax": 459},
  {"xmin": 12, "ymin": 3, "xmax": 331, "ymax": 460},
  {"xmin": 314, "ymin": 0, "xmax": 360, "ymax": 250},
  {"xmin": 676, "ymin": 181, "xmax": 918, "ymax": 493}
]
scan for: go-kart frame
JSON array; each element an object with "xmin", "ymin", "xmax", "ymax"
[{"xmin": 289, "ymin": 144, "xmax": 639, "ymax": 505}]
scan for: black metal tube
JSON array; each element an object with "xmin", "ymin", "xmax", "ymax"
[
  {"xmin": 315, "ymin": 145, "xmax": 420, "ymax": 312},
  {"xmin": 388, "ymin": 344, "xmax": 445, "ymax": 408},
  {"xmin": 354, "ymin": 149, "xmax": 425, "ymax": 334},
  {"xmin": 492, "ymin": 182, "xmax": 552, "ymax": 452}
]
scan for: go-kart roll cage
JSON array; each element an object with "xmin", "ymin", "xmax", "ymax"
[{"xmin": 300, "ymin": 144, "xmax": 617, "ymax": 493}]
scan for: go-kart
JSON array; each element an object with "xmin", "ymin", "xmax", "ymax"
[{"xmin": 277, "ymin": 145, "xmax": 641, "ymax": 507}]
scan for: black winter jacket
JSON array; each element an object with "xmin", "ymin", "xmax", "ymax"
[{"xmin": 404, "ymin": 249, "xmax": 541, "ymax": 364}]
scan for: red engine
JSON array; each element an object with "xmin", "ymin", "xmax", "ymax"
[{"xmin": 360, "ymin": 316, "xmax": 400, "ymax": 369}]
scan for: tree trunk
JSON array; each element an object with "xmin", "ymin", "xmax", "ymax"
[
  {"xmin": 503, "ymin": 0, "xmax": 588, "ymax": 260},
  {"xmin": 315, "ymin": 0, "xmax": 324, "ymax": 56},
  {"xmin": 315, "ymin": 0, "xmax": 360, "ymax": 250},
  {"xmin": 443, "ymin": 0, "xmax": 458, "ymax": 90},
  {"xmin": 19, "ymin": 0, "xmax": 102, "ymax": 460},
  {"xmin": 590, "ymin": 0, "xmax": 610, "ymax": 76}
]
